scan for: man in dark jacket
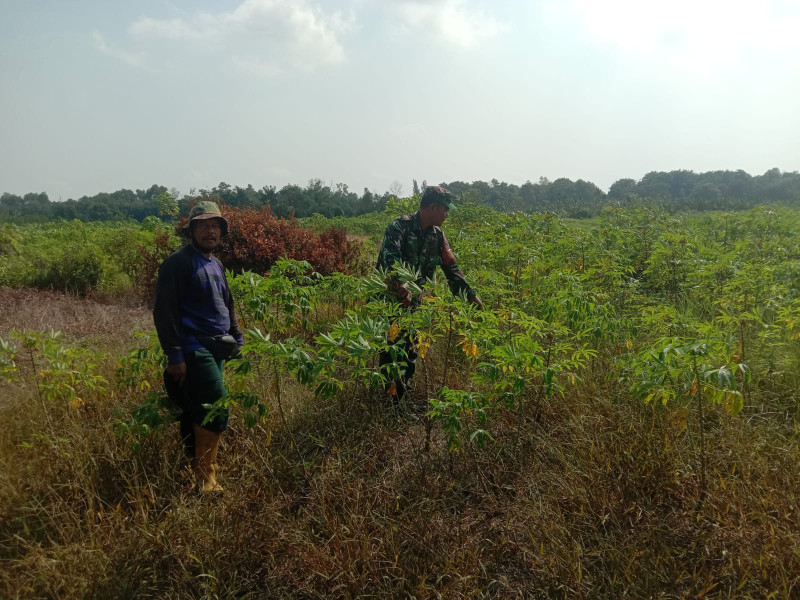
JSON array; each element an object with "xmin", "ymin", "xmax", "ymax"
[
  {"xmin": 153, "ymin": 201, "xmax": 243, "ymax": 494},
  {"xmin": 376, "ymin": 185, "xmax": 483, "ymax": 403}
]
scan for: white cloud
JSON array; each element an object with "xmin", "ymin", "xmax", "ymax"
[
  {"xmin": 91, "ymin": 31, "xmax": 145, "ymax": 67},
  {"xmin": 554, "ymin": 0, "xmax": 800, "ymax": 75},
  {"xmin": 129, "ymin": 17, "xmax": 207, "ymax": 41},
  {"xmin": 390, "ymin": 0, "xmax": 505, "ymax": 47},
  {"xmin": 129, "ymin": 0, "xmax": 352, "ymax": 74},
  {"xmin": 231, "ymin": 55, "xmax": 283, "ymax": 78}
]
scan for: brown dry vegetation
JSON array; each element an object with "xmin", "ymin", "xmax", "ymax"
[
  {"xmin": 0, "ymin": 287, "xmax": 151, "ymax": 350},
  {"xmin": 1, "ymin": 289, "xmax": 799, "ymax": 599}
]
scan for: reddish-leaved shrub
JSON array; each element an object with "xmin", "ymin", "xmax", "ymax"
[{"xmin": 180, "ymin": 203, "xmax": 361, "ymax": 276}]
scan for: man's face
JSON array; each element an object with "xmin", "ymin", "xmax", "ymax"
[
  {"xmin": 191, "ymin": 218, "xmax": 222, "ymax": 252},
  {"xmin": 425, "ymin": 203, "xmax": 449, "ymax": 228}
]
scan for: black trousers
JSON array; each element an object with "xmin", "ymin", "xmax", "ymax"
[{"xmin": 379, "ymin": 333, "xmax": 418, "ymax": 402}]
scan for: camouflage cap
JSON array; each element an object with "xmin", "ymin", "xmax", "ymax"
[
  {"xmin": 184, "ymin": 201, "xmax": 229, "ymax": 236},
  {"xmin": 421, "ymin": 186, "xmax": 456, "ymax": 210}
]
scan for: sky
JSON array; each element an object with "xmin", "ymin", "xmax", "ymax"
[{"xmin": 2, "ymin": 0, "xmax": 799, "ymax": 201}]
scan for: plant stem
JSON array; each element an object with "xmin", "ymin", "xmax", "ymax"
[
  {"xmin": 440, "ymin": 309, "xmax": 454, "ymax": 392},
  {"xmin": 28, "ymin": 347, "xmax": 56, "ymax": 440},
  {"xmin": 422, "ymin": 352, "xmax": 432, "ymax": 453},
  {"xmin": 274, "ymin": 362, "xmax": 307, "ymax": 478},
  {"xmin": 534, "ymin": 332, "xmax": 554, "ymax": 423},
  {"xmin": 693, "ymin": 356, "xmax": 707, "ymax": 509}
]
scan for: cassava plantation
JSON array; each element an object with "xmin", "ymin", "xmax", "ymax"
[{"xmin": 1, "ymin": 198, "xmax": 799, "ymax": 599}]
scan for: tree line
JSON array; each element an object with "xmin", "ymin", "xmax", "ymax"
[
  {"xmin": 0, "ymin": 181, "xmax": 391, "ymax": 223},
  {"xmin": 2, "ymin": 168, "xmax": 799, "ymax": 222}
]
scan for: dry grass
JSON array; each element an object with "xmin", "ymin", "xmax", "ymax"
[
  {"xmin": 0, "ymin": 287, "xmax": 151, "ymax": 349},
  {"xmin": 1, "ymin": 290, "xmax": 799, "ymax": 599}
]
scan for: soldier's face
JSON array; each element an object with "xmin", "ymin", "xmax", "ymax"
[
  {"xmin": 426, "ymin": 203, "xmax": 449, "ymax": 227},
  {"xmin": 192, "ymin": 219, "xmax": 222, "ymax": 252}
]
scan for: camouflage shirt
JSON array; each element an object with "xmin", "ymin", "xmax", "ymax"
[{"xmin": 376, "ymin": 211, "xmax": 476, "ymax": 304}]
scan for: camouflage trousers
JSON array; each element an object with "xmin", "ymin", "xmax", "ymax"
[{"xmin": 379, "ymin": 332, "xmax": 418, "ymax": 403}]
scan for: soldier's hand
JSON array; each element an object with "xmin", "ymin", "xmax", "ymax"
[
  {"xmin": 469, "ymin": 295, "xmax": 484, "ymax": 311},
  {"xmin": 398, "ymin": 287, "xmax": 413, "ymax": 308},
  {"xmin": 166, "ymin": 362, "xmax": 187, "ymax": 387}
]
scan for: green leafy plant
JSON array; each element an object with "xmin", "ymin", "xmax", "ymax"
[{"xmin": 628, "ymin": 335, "xmax": 750, "ymax": 500}]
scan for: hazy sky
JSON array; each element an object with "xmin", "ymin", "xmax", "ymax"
[{"xmin": 2, "ymin": 0, "xmax": 799, "ymax": 201}]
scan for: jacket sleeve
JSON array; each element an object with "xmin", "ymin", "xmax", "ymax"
[
  {"xmin": 377, "ymin": 220, "xmax": 412, "ymax": 305},
  {"xmin": 222, "ymin": 269, "xmax": 244, "ymax": 347},
  {"xmin": 439, "ymin": 232, "xmax": 477, "ymax": 299},
  {"xmin": 153, "ymin": 251, "xmax": 187, "ymax": 365},
  {"xmin": 376, "ymin": 220, "xmax": 403, "ymax": 271}
]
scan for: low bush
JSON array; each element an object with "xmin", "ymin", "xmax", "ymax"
[
  {"xmin": 194, "ymin": 204, "xmax": 362, "ymax": 276},
  {"xmin": 31, "ymin": 247, "xmax": 104, "ymax": 295},
  {"xmin": 126, "ymin": 227, "xmax": 182, "ymax": 306},
  {"xmin": 0, "ymin": 220, "xmax": 182, "ymax": 300}
]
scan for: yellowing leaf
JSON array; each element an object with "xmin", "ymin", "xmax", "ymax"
[
  {"xmin": 670, "ymin": 408, "xmax": 688, "ymax": 433},
  {"xmin": 69, "ymin": 397, "xmax": 84, "ymax": 410},
  {"xmin": 723, "ymin": 391, "xmax": 744, "ymax": 416},
  {"xmin": 418, "ymin": 341, "xmax": 430, "ymax": 359},
  {"xmin": 418, "ymin": 340, "xmax": 430, "ymax": 359},
  {"xmin": 388, "ymin": 323, "xmax": 399, "ymax": 342}
]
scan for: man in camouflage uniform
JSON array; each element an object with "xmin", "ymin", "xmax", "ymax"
[{"xmin": 376, "ymin": 185, "xmax": 483, "ymax": 403}]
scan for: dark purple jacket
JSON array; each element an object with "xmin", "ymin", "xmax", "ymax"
[{"xmin": 153, "ymin": 244, "xmax": 244, "ymax": 365}]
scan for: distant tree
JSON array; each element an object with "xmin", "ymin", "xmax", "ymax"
[
  {"xmin": 388, "ymin": 181, "xmax": 404, "ymax": 198},
  {"xmin": 52, "ymin": 199, "xmax": 78, "ymax": 220},
  {"xmin": 519, "ymin": 180, "xmax": 539, "ymax": 211},
  {"xmin": 608, "ymin": 178, "xmax": 638, "ymax": 202},
  {"xmin": 638, "ymin": 171, "xmax": 674, "ymax": 200},
  {"xmin": 157, "ymin": 191, "xmax": 180, "ymax": 219},
  {"xmin": 275, "ymin": 184, "xmax": 305, "ymax": 218},
  {"xmin": 692, "ymin": 183, "xmax": 722, "ymax": 211},
  {"xmin": 572, "ymin": 179, "xmax": 604, "ymax": 217},
  {"xmin": 358, "ymin": 188, "xmax": 376, "ymax": 214},
  {"xmin": 0, "ymin": 193, "xmax": 23, "ymax": 217}
]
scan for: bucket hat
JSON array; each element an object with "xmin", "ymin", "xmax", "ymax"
[{"xmin": 183, "ymin": 201, "xmax": 228, "ymax": 236}]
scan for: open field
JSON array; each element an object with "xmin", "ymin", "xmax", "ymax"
[{"xmin": 1, "ymin": 204, "xmax": 800, "ymax": 598}]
